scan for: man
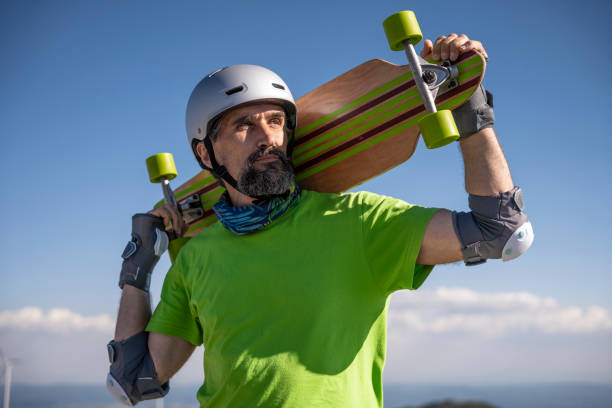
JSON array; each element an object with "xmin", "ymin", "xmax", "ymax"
[{"xmin": 107, "ymin": 35, "xmax": 533, "ymax": 407}]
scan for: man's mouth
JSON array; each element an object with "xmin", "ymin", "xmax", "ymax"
[{"xmin": 255, "ymin": 155, "xmax": 279, "ymax": 163}]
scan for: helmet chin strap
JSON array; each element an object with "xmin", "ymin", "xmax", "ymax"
[
  {"xmin": 202, "ymin": 137, "xmax": 291, "ymax": 205},
  {"xmin": 202, "ymin": 137, "xmax": 240, "ymax": 191}
]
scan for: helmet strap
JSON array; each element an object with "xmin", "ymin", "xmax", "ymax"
[
  {"xmin": 202, "ymin": 137, "xmax": 241, "ymax": 192},
  {"xmin": 286, "ymin": 129, "xmax": 295, "ymax": 158}
]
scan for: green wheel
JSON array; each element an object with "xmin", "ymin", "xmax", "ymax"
[
  {"xmin": 418, "ymin": 110, "xmax": 460, "ymax": 149},
  {"xmin": 383, "ymin": 10, "xmax": 423, "ymax": 51},
  {"xmin": 146, "ymin": 153, "xmax": 177, "ymax": 183},
  {"xmin": 168, "ymin": 237, "xmax": 190, "ymax": 264}
]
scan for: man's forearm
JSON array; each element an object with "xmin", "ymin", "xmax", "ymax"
[
  {"xmin": 114, "ymin": 285, "xmax": 152, "ymax": 341},
  {"xmin": 458, "ymin": 127, "xmax": 514, "ymax": 195}
]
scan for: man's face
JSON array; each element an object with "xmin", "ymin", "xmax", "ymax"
[{"xmin": 198, "ymin": 103, "xmax": 295, "ymax": 197}]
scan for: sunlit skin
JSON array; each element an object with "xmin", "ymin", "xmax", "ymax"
[
  {"xmin": 119, "ymin": 34, "xmax": 515, "ymax": 386},
  {"xmin": 196, "ymin": 103, "xmax": 289, "ymax": 207}
]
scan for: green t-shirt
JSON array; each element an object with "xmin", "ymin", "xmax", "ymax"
[{"xmin": 146, "ymin": 190, "xmax": 438, "ymax": 407}]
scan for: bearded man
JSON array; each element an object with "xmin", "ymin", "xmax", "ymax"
[{"xmin": 106, "ymin": 35, "xmax": 533, "ymax": 407}]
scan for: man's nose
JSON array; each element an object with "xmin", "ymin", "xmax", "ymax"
[{"xmin": 254, "ymin": 123, "xmax": 281, "ymax": 149}]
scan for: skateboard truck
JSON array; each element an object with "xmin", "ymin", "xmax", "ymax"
[
  {"xmin": 178, "ymin": 194, "xmax": 205, "ymax": 224},
  {"xmin": 422, "ymin": 62, "xmax": 459, "ymax": 92},
  {"xmin": 146, "ymin": 153, "xmax": 191, "ymax": 262},
  {"xmin": 383, "ymin": 10, "xmax": 460, "ymax": 149}
]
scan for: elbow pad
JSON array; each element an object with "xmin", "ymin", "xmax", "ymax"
[
  {"xmin": 453, "ymin": 186, "xmax": 534, "ymax": 266},
  {"xmin": 106, "ymin": 332, "xmax": 169, "ymax": 406}
]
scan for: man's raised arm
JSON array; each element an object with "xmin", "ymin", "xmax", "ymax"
[{"xmin": 416, "ymin": 35, "xmax": 533, "ymax": 266}]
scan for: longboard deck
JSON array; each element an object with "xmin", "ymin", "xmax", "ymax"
[{"xmin": 157, "ymin": 51, "xmax": 486, "ymax": 237}]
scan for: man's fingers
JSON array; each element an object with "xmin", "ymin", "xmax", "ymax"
[
  {"xmin": 165, "ymin": 204, "xmax": 184, "ymax": 237},
  {"xmin": 149, "ymin": 207, "xmax": 171, "ymax": 229},
  {"xmin": 418, "ymin": 35, "xmax": 488, "ymax": 62},
  {"xmin": 421, "ymin": 39, "xmax": 434, "ymax": 59},
  {"xmin": 439, "ymin": 33, "xmax": 458, "ymax": 61},
  {"xmin": 459, "ymin": 40, "xmax": 488, "ymax": 60},
  {"xmin": 170, "ymin": 206, "xmax": 183, "ymax": 237},
  {"xmin": 449, "ymin": 34, "xmax": 470, "ymax": 61},
  {"xmin": 431, "ymin": 35, "xmax": 448, "ymax": 61},
  {"xmin": 149, "ymin": 204, "xmax": 184, "ymax": 236}
]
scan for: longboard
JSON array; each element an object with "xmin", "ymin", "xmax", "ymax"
[{"xmin": 155, "ymin": 51, "xmax": 486, "ymax": 238}]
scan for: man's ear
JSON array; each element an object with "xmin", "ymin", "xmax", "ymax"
[{"xmin": 195, "ymin": 141, "xmax": 213, "ymax": 169}]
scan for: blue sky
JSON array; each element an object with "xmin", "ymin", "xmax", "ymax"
[{"xmin": 1, "ymin": 0, "xmax": 611, "ymax": 387}]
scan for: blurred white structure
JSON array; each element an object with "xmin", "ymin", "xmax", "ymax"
[{"xmin": 0, "ymin": 349, "xmax": 14, "ymax": 408}]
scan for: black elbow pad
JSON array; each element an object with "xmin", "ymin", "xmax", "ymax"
[{"xmin": 106, "ymin": 331, "xmax": 169, "ymax": 406}]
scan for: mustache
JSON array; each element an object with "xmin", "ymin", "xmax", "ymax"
[{"xmin": 246, "ymin": 147, "xmax": 291, "ymax": 167}]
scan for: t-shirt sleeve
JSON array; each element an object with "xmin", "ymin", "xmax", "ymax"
[
  {"xmin": 146, "ymin": 254, "xmax": 204, "ymax": 346},
  {"xmin": 358, "ymin": 191, "xmax": 440, "ymax": 295}
]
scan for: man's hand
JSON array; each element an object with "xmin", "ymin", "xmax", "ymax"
[
  {"xmin": 420, "ymin": 34, "xmax": 488, "ymax": 62},
  {"xmin": 149, "ymin": 203, "xmax": 188, "ymax": 238}
]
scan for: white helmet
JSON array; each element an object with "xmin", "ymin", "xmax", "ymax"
[{"xmin": 185, "ymin": 64, "xmax": 297, "ymax": 157}]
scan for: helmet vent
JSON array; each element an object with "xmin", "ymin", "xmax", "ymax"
[
  {"xmin": 225, "ymin": 86, "xmax": 244, "ymax": 95},
  {"xmin": 272, "ymin": 83, "xmax": 285, "ymax": 90}
]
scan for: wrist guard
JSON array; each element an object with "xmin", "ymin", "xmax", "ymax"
[
  {"xmin": 453, "ymin": 84, "xmax": 495, "ymax": 138},
  {"xmin": 119, "ymin": 214, "xmax": 169, "ymax": 292}
]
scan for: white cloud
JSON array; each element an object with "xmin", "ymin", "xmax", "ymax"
[
  {"xmin": 388, "ymin": 287, "xmax": 612, "ymax": 337},
  {"xmin": 3, "ymin": 288, "xmax": 611, "ymax": 338},
  {"xmin": 1, "ymin": 289, "xmax": 612, "ymax": 385},
  {"xmin": 0, "ymin": 307, "xmax": 114, "ymax": 334}
]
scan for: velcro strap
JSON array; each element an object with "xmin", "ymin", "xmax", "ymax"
[
  {"xmin": 119, "ymin": 246, "xmax": 159, "ymax": 292},
  {"xmin": 136, "ymin": 353, "xmax": 170, "ymax": 399},
  {"xmin": 462, "ymin": 242, "xmax": 487, "ymax": 266},
  {"xmin": 452, "ymin": 211, "xmax": 483, "ymax": 247}
]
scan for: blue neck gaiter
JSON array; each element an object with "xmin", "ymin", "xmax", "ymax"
[{"xmin": 212, "ymin": 184, "xmax": 301, "ymax": 235}]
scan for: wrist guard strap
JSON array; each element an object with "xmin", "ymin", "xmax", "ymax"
[
  {"xmin": 453, "ymin": 84, "xmax": 495, "ymax": 138},
  {"xmin": 119, "ymin": 214, "xmax": 168, "ymax": 292}
]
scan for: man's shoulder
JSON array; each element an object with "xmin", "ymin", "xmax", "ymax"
[
  {"xmin": 302, "ymin": 189, "xmax": 403, "ymax": 209},
  {"xmin": 298, "ymin": 189, "xmax": 411, "ymax": 221},
  {"xmin": 302, "ymin": 189, "xmax": 391, "ymax": 204},
  {"xmin": 175, "ymin": 221, "xmax": 226, "ymax": 258}
]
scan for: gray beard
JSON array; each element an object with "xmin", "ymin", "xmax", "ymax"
[{"xmin": 237, "ymin": 148, "xmax": 295, "ymax": 198}]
